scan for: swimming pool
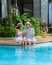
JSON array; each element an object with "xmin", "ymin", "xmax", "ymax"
[{"xmin": 0, "ymin": 42, "xmax": 52, "ymax": 65}]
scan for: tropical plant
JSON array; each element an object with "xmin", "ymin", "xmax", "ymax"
[
  {"xmin": 30, "ymin": 17, "xmax": 42, "ymax": 36},
  {"xmin": 0, "ymin": 13, "xmax": 42, "ymax": 37},
  {"xmin": 0, "ymin": 25, "xmax": 15, "ymax": 37},
  {"xmin": 0, "ymin": 18, "xmax": 2, "ymax": 25}
]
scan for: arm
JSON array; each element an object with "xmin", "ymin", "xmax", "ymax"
[
  {"xmin": 27, "ymin": 28, "xmax": 35, "ymax": 36},
  {"xmin": 24, "ymin": 29, "xmax": 31, "ymax": 35},
  {"xmin": 16, "ymin": 29, "xmax": 22, "ymax": 36},
  {"xmin": 27, "ymin": 34, "xmax": 35, "ymax": 36},
  {"xmin": 16, "ymin": 29, "xmax": 19, "ymax": 36}
]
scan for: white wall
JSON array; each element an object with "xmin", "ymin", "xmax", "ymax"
[
  {"xmin": 2, "ymin": 0, "xmax": 7, "ymax": 18},
  {"xmin": 49, "ymin": 2, "xmax": 52, "ymax": 24},
  {"xmin": 33, "ymin": 0, "xmax": 41, "ymax": 17},
  {"xmin": 41, "ymin": 0, "xmax": 48, "ymax": 23},
  {"xmin": 33, "ymin": 0, "xmax": 48, "ymax": 23}
]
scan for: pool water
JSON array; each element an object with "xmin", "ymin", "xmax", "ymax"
[{"xmin": 0, "ymin": 42, "xmax": 52, "ymax": 65}]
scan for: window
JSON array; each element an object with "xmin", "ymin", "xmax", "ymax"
[
  {"xmin": 11, "ymin": 0, "xmax": 18, "ymax": 7},
  {"xmin": 22, "ymin": 2, "xmax": 33, "ymax": 16}
]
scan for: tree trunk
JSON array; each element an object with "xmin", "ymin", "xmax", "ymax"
[{"xmin": 7, "ymin": 0, "xmax": 12, "ymax": 26}]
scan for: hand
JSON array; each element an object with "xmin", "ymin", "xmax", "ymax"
[
  {"xmin": 27, "ymin": 33, "xmax": 34, "ymax": 36},
  {"xmin": 22, "ymin": 32, "xmax": 30, "ymax": 36},
  {"xmin": 22, "ymin": 32, "xmax": 27, "ymax": 36}
]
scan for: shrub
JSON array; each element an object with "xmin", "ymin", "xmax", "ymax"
[
  {"xmin": 0, "ymin": 25, "xmax": 15, "ymax": 37},
  {"xmin": 0, "ymin": 13, "xmax": 42, "ymax": 37},
  {"xmin": 30, "ymin": 17, "xmax": 42, "ymax": 36}
]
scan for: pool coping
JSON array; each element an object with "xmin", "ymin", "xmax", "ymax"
[{"xmin": 0, "ymin": 37, "xmax": 52, "ymax": 46}]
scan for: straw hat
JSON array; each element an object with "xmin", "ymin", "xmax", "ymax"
[
  {"xmin": 26, "ymin": 22, "xmax": 30, "ymax": 25},
  {"xmin": 16, "ymin": 23, "xmax": 22, "ymax": 28}
]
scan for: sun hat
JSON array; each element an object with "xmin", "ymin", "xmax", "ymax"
[
  {"xmin": 17, "ymin": 23, "xmax": 22, "ymax": 26},
  {"xmin": 16, "ymin": 23, "xmax": 22, "ymax": 29},
  {"xmin": 26, "ymin": 22, "xmax": 30, "ymax": 25}
]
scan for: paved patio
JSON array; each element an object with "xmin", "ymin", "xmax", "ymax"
[{"xmin": 0, "ymin": 37, "xmax": 52, "ymax": 45}]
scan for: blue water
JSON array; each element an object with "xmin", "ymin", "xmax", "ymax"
[{"xmin": 0, "ymin": 43, "xmax": 52, "ymax": 65}]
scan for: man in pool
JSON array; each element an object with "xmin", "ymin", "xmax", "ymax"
[{"xmin": 23, "ymin": 22, "xmax": 36, "ymax": 45}]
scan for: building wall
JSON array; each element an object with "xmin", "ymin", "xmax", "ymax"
[
  {"xmin": 41, "ymin": 0, "xmax": 48, "ymax": 24},
  {"xmin": 33, "ymin": 0, "xmax": 48, "ymax": 24},
  {"xmin": 33, "ymin": 0, "xmax": 41, "ymax": 17},
  {"xmin": 0, "ymin": 0, "xmax": 2, "ymax": 17},
  {"xmin": 22, "ymin": 0, "xmax": 41, "ymax": 17},
  {"xmin": 1, "ymin": 0, "xmax": 19, "ymax": 18},
  {"xmin": 22, "ymin": 0, "xmax": 32, "ymax": 2},
  {"xmin": 2, "ymin": 0, "xmax": 7, "ymax": 18},
  {"xmin": 0, "ymin": 0, "xmax": 48, "ymax": 24}
]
